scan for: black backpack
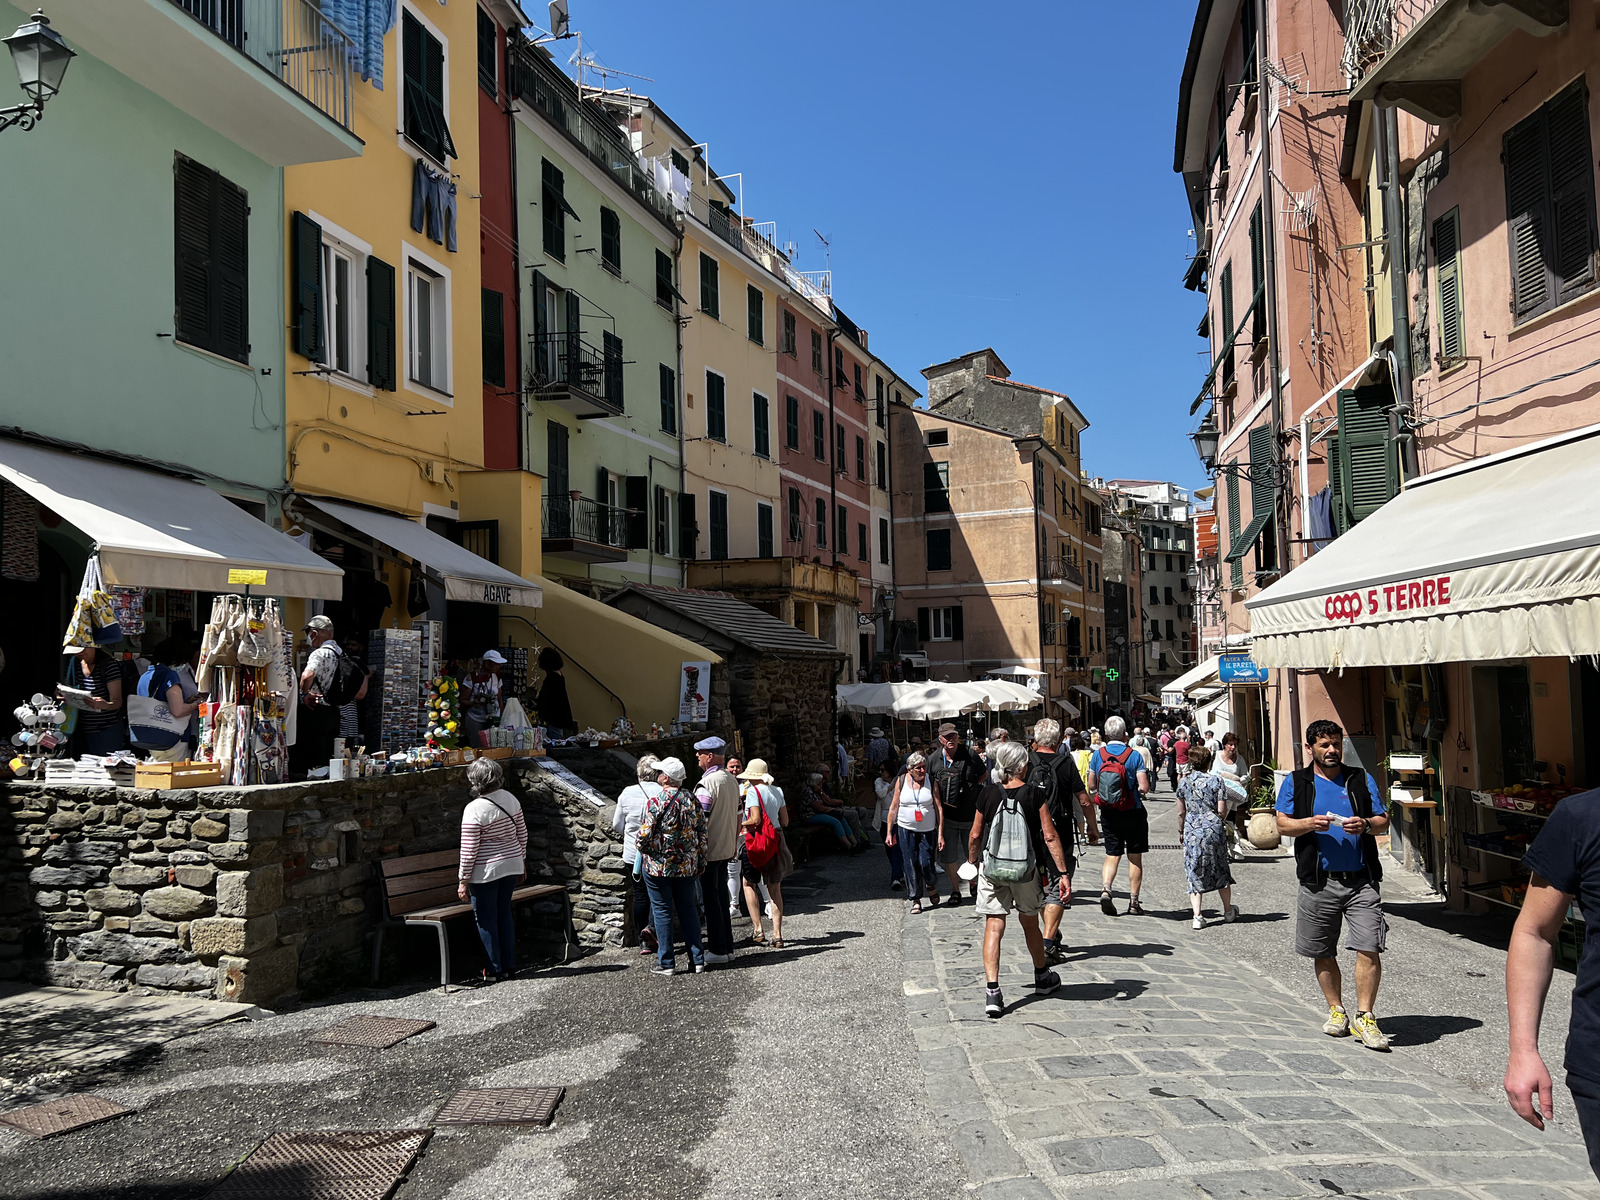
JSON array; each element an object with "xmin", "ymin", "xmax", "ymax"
[{"xmin": 324, "ymin": 652, "xmax": 366, "ymax": 707}]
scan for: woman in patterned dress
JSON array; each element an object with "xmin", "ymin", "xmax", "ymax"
[
  {"xmin": 637, "ymin": 757, "xmax": 709, "ymax": 976},
  {"xmin": 1176, "ymin": 743, "xmax": 1238, "ymax": 929}
]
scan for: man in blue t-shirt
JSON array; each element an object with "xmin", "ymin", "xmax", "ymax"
[
  {"xmin": 1504, "ymin": 789, "xmax": 1600, "ymax": 1181},
  {"xmin": 1276, "ymin": 719, "xmax": 1392, "ymax": 1050},
  {"xmin": 1088, "ymin": 716, "xmax": 1152, "ymax": 917}
]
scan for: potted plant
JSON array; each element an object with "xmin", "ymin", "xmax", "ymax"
[{"xmin": 1246, "ymin": 762, "xmax": 1282, "ymax": 849}]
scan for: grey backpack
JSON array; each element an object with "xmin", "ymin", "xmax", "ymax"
[{"xmin": 984, "ymin": 789, "xmax": 1036, "ymax": 884}]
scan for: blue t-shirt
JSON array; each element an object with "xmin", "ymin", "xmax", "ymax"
[
  {"xmin": 1089, "ymin": 743, "xmax": 1145, "ymax": 808},
  {"xmin": 1275, "ymin": 769, "xmax": 1386, "ymax": 872},
  {"xmin": 1522, "ymin": 789, "xmax": 1600, "ymax": 1083}
]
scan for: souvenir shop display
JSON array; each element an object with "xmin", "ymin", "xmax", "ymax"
[
  {"xmin": 192, "ymin": 594, "xmax": 290, "ymax": 785},
  {"xmin": 8, "ymin": 694, "xmax": 70, "ymax": 777},
  {"xmin": 425, "ymin": 675, "xmax": 460, "ymax": 750},
  {"xmin": 368, "ymin": 627, "xmax": 422, "ymax": 753}
]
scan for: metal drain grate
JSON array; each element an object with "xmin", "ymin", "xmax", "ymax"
[
  {"xmin": 434, "ymin": 1086, "xmax": 565, "ymax": 1127},
  {"xmin": 0, "ymin": 1094, "xmax": 131, "ymax": 1139},
  {"xmin": 207, "ymin": 1129, "xmax": 431, "ymax": 1200},
  {"xmin": 310, "ymin": 1016, "xmax": 436, "ymax": 1049}
]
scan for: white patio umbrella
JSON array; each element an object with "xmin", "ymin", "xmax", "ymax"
[
  {"xmin": 891, "ymin": 682, "xmax": 988, "ymax": 721},
  {"xmin": 966, "ymin": 679, "xmax": 1042, "ymax": 711},
  {"xmin": 984, "ymin": 665, "xmax": 1048, "ymax": 678},
  {"xmin": 836, "ymin": 682, "xmax": 905, "ymax": 714}
]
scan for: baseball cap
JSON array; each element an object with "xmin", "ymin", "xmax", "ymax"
[
  {"xmin": 482, "ymin": 649, "xmax": 507, "ymax": 664},
  {"xmin": 937, "ymin": 722, "xmax": 959, "ymax": 737}
]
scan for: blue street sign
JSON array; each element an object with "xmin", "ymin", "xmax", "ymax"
[{"xmin": 1218, "ymin": 654, "xmax": 1268, "ymax": 683}]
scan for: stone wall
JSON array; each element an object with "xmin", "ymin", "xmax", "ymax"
[
  {"xmin": 0, "ymin": 759, "xmax": 629, "ymax": 1009},
  {"xmin": 727, "ymin": 654, "xmax": 839, "ymax": 797}
]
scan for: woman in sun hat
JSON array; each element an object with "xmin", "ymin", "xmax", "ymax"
[{"xmin": 736, "ymin": 758, "xmax": 793, "ymax": 947}]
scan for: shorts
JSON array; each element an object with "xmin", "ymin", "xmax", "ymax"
[
  {"xmin": 975, "ymin": 870, "xmax": 1044, "ymax": 917},
  {"xmin": 1041, "ymin": 856, "xmax": 1070, "ymax": 909},
  {"xmin": 940, "ymin": 819, "xmax": 973, "ymax": 865},
  {"xmin": 1566, "ymin": 1070, "xmax": 1600, "ymax": 1179},
  {"xmin": 1295, "ymin": 876, "xmax": 1387, "ymax": 957},
  {"xmin": 1100, "ymin": 805, "xmax": 1149, "ymax": 857},
  {"xmin": 1177, "ymin": 763, "xmax": 1192, "ymax": 777}
]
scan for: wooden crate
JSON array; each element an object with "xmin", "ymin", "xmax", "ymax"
[{"xmin": 133, "ymin": 761, "xmax": 224, "ymax": 790}]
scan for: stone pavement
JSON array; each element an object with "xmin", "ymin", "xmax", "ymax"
[{"xmin": 904, "ymin": 901, "xmax": 1598, "ymax": 1200}]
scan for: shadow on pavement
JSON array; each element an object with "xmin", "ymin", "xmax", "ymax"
[
  {"xmin": 1384, "ymin": 899, "xmax": 1517, "ymax": 955},
  {"xmin": 1379, "ymin": 1013, "xmax": 1485, "ymax": 1046},
  {"xmin": 1062, "ymin": 942, "xmax": 1176, "ymax": 962}
]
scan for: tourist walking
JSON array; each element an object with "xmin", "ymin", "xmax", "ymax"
[
  {"xmin": 1503, "ymin": 787, "xmax": 1600, "ymax": 1179},
  {"xmin": 1028, "ymin": 718, "xmax": 1086, "ymax": 964},
  {"xmin": 929, "ymin": 723, "xmax": 985, "ymax": 905},
  {"xmin": 1069, "ymin": 735, "xmax": 1099, "ymax": 845},
  {"xmin": 1174, "ymin": 729, "xmax": 1192, "ymax": 780},
  {"xmin": 865, "ymin": 726, "xmax": 896, "ymax": 773},
  {"xmin": 694, "ymin": 736, "xmax": 741, "ymax": 965},
  {"xmin": 456, "ymin": 758, "xmax": 527, "ymax": 984},
  {"xmin": 967, "ymin": 741, "xmax": 1071, "ymax": 1017},
  {"xmin": 1214, "ymin": 731, "xmax": 1250, "ymax": 858},
  {"xmin": 737, "ymin": 758, "xmax": 793, "ymax": 948},
  {"xmin": 1088, "ymin": 716, "xmax": 1152, "ymax": 916},
  {"xmin": 1176, "ymin": 742, "xmax": 1236, "ymax": 928},
  {"xmin": 1274, "ymin": 720, "xmax": 1392, "ymax": 1049},
  {"xmin": 638, "ymin": 757, "xmax": 710, "ymax": 975},
  {"xmin": 886, "ymin": 753, "xmax": 944, "ymax": 912},
  {"xmin": 873, "ymin": 761, "xmax": 905, "ymax": 890},
  {"xmin": 613, "ymin": 754, "xmax": 661, "ymax": 955}
]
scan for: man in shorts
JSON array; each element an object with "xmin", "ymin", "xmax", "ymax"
[
  {"xmin": 1088, "ymin": 715, "xmax": 1152, "ymax": 916},
  {"xmin": 967, "ymin": 741, "xmax": 1073, "ymax": 1018},
  {"xmin": 1275, "ymin": 719, "xmax": 1392, "ymax": 1050},
  {"xmin": 1028, "ymin": 718, "xmax": 1088, "ymax": 963}
]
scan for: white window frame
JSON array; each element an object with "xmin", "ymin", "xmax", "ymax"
[
  {"xmin": 403, "ymin": 241, "xmax": 453, "ymax": 402},
  {"xmin": 930, "ymin": 606, "xmax": 956, "ymax": 641},
  {"xmin": 396, "ymin": 1, "xmax": 451, "ymax": 169},
  {"xmin": 305, "ymin": 212, "xmax": 372, "ymax": 395}
]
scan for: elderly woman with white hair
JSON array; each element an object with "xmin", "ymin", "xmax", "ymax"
[
  {"xmin": 456, "ymin": 757, "xmax": 528, "ymax": 985},
  {"xmin": 613, "ymin": 754, "xmax": 661, "ymax": 955},
  {"xmin": 637, "ymin": 756, "xmax": 710, "ymax": 975},
  {"xmin": 886, "ymin": 752, "xmax": 945, "ymax": 913}
]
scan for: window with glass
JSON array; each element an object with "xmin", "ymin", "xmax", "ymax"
[
  {"xmin": 924, "ymin": 462, "xmax": 951, "ymax": 513},
  {"xmin": 926, "ymin": 528, "xmax": 952, "ymax": 571}
]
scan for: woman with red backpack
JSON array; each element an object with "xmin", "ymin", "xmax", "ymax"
[{"xmin": 737, "ymin": 758, "xmax": 793, "ymax": 948}]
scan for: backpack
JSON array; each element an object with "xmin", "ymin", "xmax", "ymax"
[
  {"xmin": 983, "ymin": 787, "xmax": 1037, "ymax": 883},
  {"xmin": 743, "ymin": 786, "xmax": 781, "ymax": 868},
  {"xmin": 324, "ymin": 651, "xmax": 366, "ymax": 707},
  {"xmin": 1094, "ymin": 746, "xmax": 1138, "ymax": 811},
  {"xmin": 1025, "ymin": 752, "xmax": 1063, "ymax": 827}
]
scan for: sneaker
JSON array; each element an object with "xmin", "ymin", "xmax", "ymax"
[
  {"xmin": 651, "ymin": 964, "xmax": 676, "ymax": 976},
  {"xmin": 1192, "ymin": 915, "xmax": 1205, "ymax": 930},
  {"xmin": 1100, "ymin": 892, "xmax": 1117, "ymax": 916},
  {"xmin": 890, "ymin": 879, "xmax": 904, "ymax": 892},
  {"xmin": 985, "ymin": 987, "xmax": 1004, "ymax": 1018},
  {"xmin": 1322, "ymin": 1006, "xmax": 1351, "ymax": 1037},
  {"xmin": 703, "ymin": 951, "xmax": 733, "ymax": 965},
  {"xmin": 1033, "ymin": 969, "xmax": 1061, "ymax": 994},
  {"xmin": 1127, "ymin": 898, "xmax": 1145, "ymax": 916},
  {"xmin": 693, "ymin": 962, "xmax": 707, "ymax": 974},
  {"xmin": 1222, "ymin": 904, "xmax": 1240, "ymax": 923},
  {"xmin": 1352, "ymin": 1011, "xmax": 1391, "ymax": 1050}
]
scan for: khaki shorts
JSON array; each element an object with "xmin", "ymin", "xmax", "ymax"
[{"xmin": 975, "ymin": 870, "xmax": 1045, "ymax": 918}]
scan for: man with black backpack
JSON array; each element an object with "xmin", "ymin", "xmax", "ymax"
[
  {"xmin": 296, "ymin": 615, "xmax": 365, "ymax": 777},
  {"xmin": 1028, "ymin": 718, "xmax": 1088, "ymax": 964},
  {"xmin": 1088, "ymin": 715, "xmax": 1153, "ymax": 916}
]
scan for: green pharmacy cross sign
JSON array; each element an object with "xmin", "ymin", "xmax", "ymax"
[{"xmin": 1104, "ymin": 669, "xmax": 1120, "ymax": 680}]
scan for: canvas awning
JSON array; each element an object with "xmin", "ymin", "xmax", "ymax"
[
  {"xmin": 0, "ymin": 439, "xmax": 343, "ymax": 599},
  {"xmin": 304, "ymin": 498, "xmax": 541, "ymax": 608},
  {"xmin": 1053, "ymin": 696, "xmax": 1081, "ymax": 719},
  {"xmin": 1246, "ymin": 424, "xmax": 1600, "ymax": 668},
  {"xmin": 1071, "ymin": 684, "xmax": 1101, "ymax": 701},
  {"xmin": 1162, "ymin": 656, "xmax": 1221, "ymax": 705}
]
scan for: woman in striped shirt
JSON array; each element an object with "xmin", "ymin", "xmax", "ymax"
[{"xmin": 456, "ymin": 758, "xmax": 528, "ymax": 984}]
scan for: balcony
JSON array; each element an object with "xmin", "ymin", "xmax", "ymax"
[
  {"xmin": 527, "ymin": 333, "xmax": 622, "ymax": 419},
  {"xmin": 686, "ymin": 556, "xmax": 861, "ymax": 607},
  {"xmin": 1347, "ymin": 0, "xmax": 1567, "ymax": 123},
  {"xmin": 541, "ymin": 495, "xmax": 631, "ymax": 563},
  {"xmin": 1041, "ymin": 556, "xmax": 1084, "ymax": 587},
  {"xmin": 38, "ymin": 0, "xmax": 362, "ymax": 165}
]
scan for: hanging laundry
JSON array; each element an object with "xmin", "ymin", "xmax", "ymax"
[
  {"xmin": 320, "ymin": 0, "xmax": 396, "ymax": 91},
  {"xmin": 1308, "ymin": 484, "xmax": 1334, "ymax": 551},
  {"xmin": 410, "ymin": 159, "xmax": 457, "ymax": 251}
]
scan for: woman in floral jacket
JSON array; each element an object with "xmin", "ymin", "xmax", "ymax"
[{"xmin": 638, "ymin": 756, "xmax": 710, "ymax": 975}]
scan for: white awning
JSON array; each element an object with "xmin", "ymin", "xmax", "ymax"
[
  {"xmin": 1053, "ymin": 697, "xmax": 1081, "ymax": 719},
  {"xmin": 1071, "ymin": 684, "xmax": 1101, "ymax": 701},
  {"xmin": 1246, "ymin": 424, "xmax": 1600, "ymax": 668},
  {"xmin": 0, "ymin": 440, "xmax": 342, "ymax": 599},
  {"xmin": 1162, "ymin": 656, "xmax": 1221, "ymax": 705},
  {"xmin": 305, "ymin": 498, "xmax": 542, "ymax": 608}
]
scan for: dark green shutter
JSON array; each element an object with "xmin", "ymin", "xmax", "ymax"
[
  {"xmin": 700, "ymin": 253, "xmax": 718, "ymax": 317},
  {"xmin": 600, "ymin": 207, "xmax": 621, "ymax": 271},
  {"xmin": 174, "ymin": 156, "xmax": 212, "ymax": 354},
  {"xmin": 1248, "ymin": 203, "xmax": 1264, "ymax": 340},
  {"xmin": 1337, "ymin": 386, "xmax": 1399, "ymax": 526},
  {"xmin": 1548, "ymin": 81, "xmax": 1597, "ymax": 304},
  {"xmin": 758, "ymin": 504, "xmax": 774, "ymax": 558},
  {"xmin": 1248, "ymin": 424, "xmax": 1275, "ymax": 519},
  {"xmin": 1505, "ymin": 115, "xmax": 1550, "ymax": 320},
  {"xmin": 655, "ymin": 249, "xmax": 673, "ymax": 305},
  {"xmin": 602, "ymin": 331, "xmax": 622, "ymax": 409},
  {"xmin": 1433, "ymin": 209, "xmax": 1463, "ymax": 363},
  {"xmin": 565, "ymin": 290, "xmax": 580, "ymax": 382},
  {"xmin": 531, "ymin": 269, "xmax": 549, "ymax": 378},
  {"xmin": 366, "ymin": 256, "xmax": 396, "ymax": 390},
  {"xmin": 625, "ymin": 476, "xmax": 648, "ymax": 549},
  {"xmin": 1219, "ymin": 261, "xmax": 1235, "ymax": 388},
  {"xmin": 659, "ymin": 363, "xmax": 676, "ymax": 433},
  {"xmin": 477, "ymin": 7, "xmax": 497, "ymax": 94},
  {"xmin": 481, "ymin": 288, "xmax": 505, "ymax": 388},
  {"xmin": 175, "ymin": 156, "xmax": 249, "ymax": 364},
  {"xmin": 753, "ymin": 393, "xmax": 769, "ymax": 457},
  {"xmin": 747, "ymin": 285, "xmax": 763, "ymax": 344},
  {"xmin": 425, "ymin": 28, "xmax": 456, "ymax": 159},
  {"xmin": 1225, "ymin": 472, "xmax": 1242, "ymax": 589},
  {"xmin": 1504, "ymin": 80, "xmax": 1598, "ymax": 322},
  {"xmin": 212, "ymin": 175, "xmax": 250, "ymax": 363},
  {"xmin": 679, "ymin": 492, "xmax": 697, "ymax": 557},
  {"xmin": 290, "ymin": 211, "xmax": 323, "ymax": 360},
  {"xmin": 917, "ymin": 607, "xmax": 931, "ymax": 642},
  {"xmin": 1327, "ymin": 430, "xmax": 1348, "ymax": 536}
]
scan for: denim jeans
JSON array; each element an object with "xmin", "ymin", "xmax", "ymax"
[
  {"xmin": 806, "ymin": 813, "xmax": 851, "ymax": 843},
  {"xmin": 645, "ymin": 874, "xmax": 704, "ymax": 970},
  {"xmin": 1568, "ymin": 1071, "xmax": 1600, "ymax": 1180},
  {"xmin": 885, "ymin": 839, "xmax": 904, "ymax": 884},
  {"xmin": 468, "ymin": 875, "xmax": 517, "ymax": 976},
  {"xmin": 897, "ymin": 827, "xmax": 940, "ymax": 900}
]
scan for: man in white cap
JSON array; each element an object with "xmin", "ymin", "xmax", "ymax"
[
  {"xmin": 462, "ymin": 650, "xmax": 506, "ymax": 748},
  {"xmin": 694, "ymin": 735, "xmax": 741, "ymax": 964}
]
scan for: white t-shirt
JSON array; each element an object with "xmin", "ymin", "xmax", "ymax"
[
  {"xmin": 743, "ymin": 783, "xmax": 785, "ymax": 828},
  {"xmin": 873, "ymin": 777, "xmax": 894, "ymax": 830},
  {"xmin": 613, "ymin": 782, "xmax": 658, "ymax": 866},
  {"xmin": 895, "ymin": 778, "xmax": 938, "ymax": 830}
]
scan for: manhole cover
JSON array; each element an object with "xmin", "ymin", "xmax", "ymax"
[
  {"xmin": 434, "ymin": 1086, "xmax": 565, "ymax": 1127},
  {"xmin": 207, "ymin": 1129, "xmax": 431, "ymax": 1200},
  {"xmin": 310, "ymin": 1017, "xmax": 436, "ymax": 1049},
  {"xmin": 0, "ymin": 1094, "xmax": 131, "ymax": 1139}
]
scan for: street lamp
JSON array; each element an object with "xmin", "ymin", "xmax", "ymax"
[
  {"xmin": 1190, "ymin": 413, "xmax": 1220, "ymax": 471},
  {"xmin": 1, "ymin": 10, "xmax": 74, "ymax": 135}
]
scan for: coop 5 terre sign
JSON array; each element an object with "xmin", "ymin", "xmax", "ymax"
[{"xmin": 1323, "ymin": 575, "xmax": 1452, "ymax": 624}]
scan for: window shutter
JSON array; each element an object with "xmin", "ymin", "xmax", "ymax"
[
  {"xmin": 1337, "ymin": 386, "xmax": 1399, "ymax": 525},
  {"xmin": 1248, "ymin": 424, "xmax": 1276, "ymax": 518},
  {"xmin": 699, "ymin": 253, "xmax": 718, "ymax": 317},
  {"xmin": 530, "ymin": 269, "xmax": 549, "ymax": 379},
  {"xmin": 565, "ymin": 290, "xmax": 581, "ymax": 379},
  {"xmin": 1505, "ymin": 109, "xmax": 1553, "ymax": 320},
  {"xmin": 1225, "ymin": 472, "xmax": 1243, "ymax": 589},
  {"xmin": 174, "ymin": 156, "xmax": 212, "ymax": 353},
  {"xmin": 655, "ymin": 249, "xmax": 674, "ymax": 306},
  {"xmin": 425, "ymin": 30, "xmax": 456, "ymax": 159},
  {"xmin": 366, "ymin": 256, "xmax": 396, "ymax": 390},
  {"xmin": 917, "ymin": 607, "xmax": 931, "ymax": 643},
  {"xmin": 625, "ymin": 476, "xmax": 648, "ymax": 549},
  {"xmin": 1433, "ymin": 209, "xmax": 1463, "ymax": 363},
  {"xmin": 602, "ymin": 331, "xmax": 623, "ymax": 408},
  {"xmin": 600, "ymin": 207, "xmax": 621, "ymax": 270},
  {"xmin": 596, "ymin": 465, "xmax": 611, "ymax": 512},
  {"xmin": 758, "ymin": 504, "xmax": 774, "ymax": 558},
  {"xmin": 481, "ymin": 288, "xmax": 505, "ymax": 388},
  {"xmin": 1326, "ymin": 431, "xmax": 1349, "ymax": 536},
  {"xmin": 950, "ymin": 606, "xmax": 964, "ymax": 641},
  {"xmin": 213, "ymin": 175, "xmax": 249, "ymax": 363},
  {"xmin": 659, "ymin": 363, "xmax": 676, "ymax": 433},
  {"xmin": 1548, "ymin": 82, "xmax": 1597, "ymax": 302},
  {"xmin": 678, "ymin": 492, "xmax": 697, "ymax": 557}
]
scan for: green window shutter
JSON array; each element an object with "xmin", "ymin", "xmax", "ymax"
[
  {"xmin": 747, "ymin": 285, "xmax": 763, "ymax": 344},
  {"xmin": 786, "ymin": 395, "xmax": 800, "ymax": 448},
  {"xmin": 212, "ymin": 174, "xmax": 250, "ymax": 364},
  {"xmin": 1248, "ymin": 424, "xmax": 1276, "ymax": 518},
  {"xmin": 659, "ymin": 363, "xmax": 676, "ymax": 433},
  {"xmin": 699, "ymin": 253, "xmax": 718, "ymax": 317},
  {"xmin": 678, "ymin": 492, "xmax": 697, "ymax": 558},
  {"xmin": 1327, "ymin": 430, "xmax": 1348, "ymax": 536},
  {"xmin": 600, "ymin": 207, "xmax": 621, "ymax": 272},
  {"xmin": 753, "ymin": 393, "xmax": 770, "ymax": 457},
  {"xmin": 425, "ymin": 30, "xmax": 456, "ymax": 159},
  {"xmin": 1337, "ymin": 386, "xmax": 1400, "ymax": 525},
  {"xmin": 655, "ymin": 249, "xmax": 673, "ymax": 306},
  {"xmin": 624, "ymin": 476, "xmax": 648, "ymax": 549},
  {"xmin": 541, "ymin": 161, "xmax": 565, "ymax": 259},
  {"xmin": 1219, "ymin": 261, "xmax": 1235, "ymax": 387},
  {"xmin": 1433, "ymin": 208, "xmax": 1463, "ymax": 363},
  {"xmin": 530, "ymin": 268, "xmax": 549, "ymax": 378},
  {"xmin": 706, "ymin": 371, "xmax": 726, "ymax": 441},
  {"xmin": 1547, "ymin": 81, "xmax": 1597, "ymax": 304},
  {"xmin": 602, "ymin": 331, "xmax": 622, "ymax": 409},
  {"xmin": 481, "ymin": 288, "xmax": 505, "ymax": 388},
  {"xmin": 366, "ymin": 256, "xmax": 396, "ymax": 390},
  {"xmin": 477, "ymin": 7, "xmax": 497, "ymax": 95},
  {"xmin": 758, "ymin": 504, "xmax": 774, "ymax": 558},
  {"xmin": 1248, "ymin": 203, "xmax": 1265, "ymax": 339},
  {"xmin": 1225, "ymin": 472, "xmax": 1243, "ymax": 589},
  {"xmin": 565, "ymin": 290, "xmax": 580, "ymax": 381}
]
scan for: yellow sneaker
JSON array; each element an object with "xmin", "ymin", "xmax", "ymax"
[
  {"xmin": 1352, "ymin": 1011, "xmax": 1391, "ymax": 1050},
  {"xmin": 1322, "ymin": 1006, "xmax": 1350, "ymax": 1037}
]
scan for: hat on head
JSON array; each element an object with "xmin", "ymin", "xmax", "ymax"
[
  {"xmin": 304, "ymin": 615, "xmax": 334, "ymax": 634},
  {"xmin": 693, "ymin": 735, "xmax": 726, "ymax": 752},
  {"xmin": 737, "ymin": 757, "xmax": 774, "ymax": 784},
  {"xmin": 656, "ymin": 757, "xmax": 687, "ymax": 784},
  {"xmin": 869, "ymin": 727, "xmax": 883, "ymax": 738},
  {"xmin": 481, "ymin": 649, "xmax": 507, "ymax": 664},
  {"xmin": 937, "ymin": 722, "xmax": 959, "ymax": 736}
]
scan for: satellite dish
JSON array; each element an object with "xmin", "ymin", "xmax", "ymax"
[{"xmin": 548, "ymin": 0, "xmax": 570, "ymax": 38}]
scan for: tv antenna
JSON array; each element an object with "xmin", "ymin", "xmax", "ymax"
[
  {"xmin": 569, "ymin": 31, "xmax": 653, "ymax": 102},
  {"xmin": 813, "ymin": 228, "xmax": 831, "ymax": 274}
]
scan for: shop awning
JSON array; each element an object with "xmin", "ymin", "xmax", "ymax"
[
  {"xmin": 1136, "ymin": 692, "xmax": 1162, "ymax": 703},
  {"xmin": 305, "ymin": 498, "xmax": 542, "ymax": 608},
  {"xmin": 1053, "ymin": 697, "xmax": 1081, "ymax": 719},
  {"xmin": 1162, "ymin": 656, "xmax": 1221, "ymax": 705},
  {"xmin": 0, "ymin": 439, "xmax": 343, "ymax": 599},
  {"xmin": 1246, "ymin": 424, "xmax": 1600, "ymax": 668},
  {"xmin": 1071, "ymin": 684, "xmax": 1101, "ymax": 702}
]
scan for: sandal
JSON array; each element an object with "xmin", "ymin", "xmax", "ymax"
[
  {"xmin": 910, "ymin": 901, "xmax": 923, "ymax": 914},
  {"xmin": 750, "ymin": 931, "xmax": 767, "ymax": 945},
  {"xmin": 770, "ymin": 938, "xmax": 785, "ymax": 949},
  {"xmin": 929, "ymin": 893, "xmax": 941, "ymax": 908}
]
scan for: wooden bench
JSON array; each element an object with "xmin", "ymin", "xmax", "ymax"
[{"xmin": 371, "ymin": 849, "xmax": 576, "ymax": 988}]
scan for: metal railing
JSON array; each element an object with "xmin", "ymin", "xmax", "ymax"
[
  {"xmin": 527, "ymin": 332, "xmax": 620, "ymax": 411},
  {"xmin": 169, "ymin": 0, "xmax": 354, "ymax": 131},
  {"xmin": 1041, "ymin": 556, "xmax": 1083, "ymax": 585},
  {"xmin": 542, "ymin": 495, "xmax": 631, "ymax": 546}
]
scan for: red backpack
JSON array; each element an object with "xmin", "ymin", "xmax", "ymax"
[
  {"xmin": 744, "ymin": 786, "xmax": 781, "ymax": 868},
  {"xmin": 1094, "ymin": 747, "xmax": 1138, "ymax": 811}
]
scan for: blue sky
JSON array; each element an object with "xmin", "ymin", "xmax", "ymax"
[{"xmin": 558, "ymin": 0, "xmax": 1209, "ymax": 491}]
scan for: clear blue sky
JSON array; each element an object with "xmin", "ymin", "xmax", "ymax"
[{"xmin": 558, "ymin": 0, "xmax": 1209, "ymax": 492}]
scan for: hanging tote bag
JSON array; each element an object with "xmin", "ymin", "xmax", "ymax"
[
  {"xmin": 128, "ymin": 670, "xmax": 190, "ymax": 750},
  {"xmin": 743, "ymin": 785, "xmax": 781, "ymax": 869},
  {"xmin": 80, "ymin": 558, "xmax": 122, "ymax": 646}
]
